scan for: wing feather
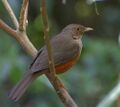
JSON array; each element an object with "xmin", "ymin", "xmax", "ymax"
[{"xmin": 30, "ymin": 45, "xmax": 80, "ymax": 73}]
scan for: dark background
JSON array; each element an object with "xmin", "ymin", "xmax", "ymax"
[{"xmin": 0, "ymin": 0, "xmax": 120, "ymax": 107}]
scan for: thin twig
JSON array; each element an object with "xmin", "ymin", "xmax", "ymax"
[
  {"xmin": 40, "ymin": 0, "xmax": 78, "ymax": 107},
  {"xmin": 19, "ymin": 0, "xmax": 29, "ymax": 31},
  {"xmin": 2, "ymin": 0, "xmax": 19, "ymax": 28},
  {"xmin": 0, "ymin": 19, "xmax": 16, "ymax": 37},
  {"xmin": 40, "ymin": 0, "xmax": 56, "ymax": 76}
]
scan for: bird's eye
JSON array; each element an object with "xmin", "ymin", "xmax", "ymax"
[{"xmin": 76, "ymin": 27, "xmax": 80, "ymax": 31}]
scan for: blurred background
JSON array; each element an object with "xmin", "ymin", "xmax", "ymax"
[{"xmin": 0, "ymin": 0, "xmax": 120, "ymax": 107}]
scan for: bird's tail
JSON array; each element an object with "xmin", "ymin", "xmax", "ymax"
[{"xmin": 8, "ymin": 73, "xmax": 35, "ymax": 102}]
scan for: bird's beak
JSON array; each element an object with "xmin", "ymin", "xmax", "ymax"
[{"xmin": 84, "ymin": 27, "xmax": 93, "ymax": 32}]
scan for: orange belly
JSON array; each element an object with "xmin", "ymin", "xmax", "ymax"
[{"xmin": 55, "ymin": 54, "xmax": 80, "ymax": 74}]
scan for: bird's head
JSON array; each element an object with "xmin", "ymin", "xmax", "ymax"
[{"xmin": 62, "ymin": 24, "xmax": 93, "ymax": 39}]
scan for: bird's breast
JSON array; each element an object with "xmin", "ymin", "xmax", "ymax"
[{"xmin": 55, "ymin": 52, "xmax": 80, "ymax": 74}]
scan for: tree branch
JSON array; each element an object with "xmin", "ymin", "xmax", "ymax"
[
  {"xmin": 46, "ymin": 74, "xmax": 78, "ymax": 107},
  {"xmin": 19, "ymin": 0, "xmax": 29, "ymax": 31},
  {"xmin": 40, "ymin": 0, "xmax": 78, "ymax": 107},
  {"xmin": 15, "ymin": 31, "xmax": 37, "ymax": 57},
  {"xmin": 2, "ymin": 0, "xmax": 19, "ymax": 29},
  {"xmin": 40, "ymin": 0, "xmax": 56, "ymax": 76}
]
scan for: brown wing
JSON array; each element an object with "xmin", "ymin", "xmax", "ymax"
[{"xmin": 29, "ymin": 45, "xmax": 81, "ymax": 73}]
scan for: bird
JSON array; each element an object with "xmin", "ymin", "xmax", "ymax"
[{"xmin": 8, "ymin": 24, "xmax": 93, "ymax": 101}]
